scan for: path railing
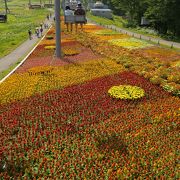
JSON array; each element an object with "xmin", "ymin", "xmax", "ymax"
[{"xmin": 87, "ymin": 19, "xmax": 180, "ymax": 49}]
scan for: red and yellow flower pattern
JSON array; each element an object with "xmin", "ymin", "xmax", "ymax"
[{"xmin": 0, "ymin": 21, "xmax": 179, "ymax": 179}]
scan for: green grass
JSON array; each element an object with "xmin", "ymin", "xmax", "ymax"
[
  {"xmin": 0, "ymin": 61, "xmax": 20, "ymax": 80},
  {"xmin": 87, "ymin": 12, "xmax": 180, "ymax": 42},
  {"xmin": 0, "ymin": 0, "xmax": 53, "ymax": 58}
]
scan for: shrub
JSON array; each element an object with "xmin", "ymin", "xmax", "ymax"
[{"xmin": 46, "ymin": 36, "xmax": 54, "ymax": 40}]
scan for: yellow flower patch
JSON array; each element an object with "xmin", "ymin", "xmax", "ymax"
[
  {"xmin": 97, "ymin": 34, "xmax": 130, "ymax": 41},
  {"xmin": 93, "ymin": 29, "xmax": 119, "ymax": 35},
  {"xmin": 171, "ymin": 60, "xmax": 180, "ymax": 67},
  {"xmin": 109, "ymin": 38, "xmax": 153, "ymax": 49},
  {"xmin": 62, "ymin": 47, "xmax": 81, "ymax": 56},
  {"xmin": 0, "ymin": 59, "xmax": 125, "ymax": 104},
  {"xmin": 44, "ymin": 46, "xmax": 56, "ymax": 50},
  {"xmin": 40, "ymin": 39, "xmax": 55, "ymax": 45},
  {"xmin": 83, "ymin": 24, "xmax": 103, "ymax": 33},
  {"xmin": 108, "ymin": 85, "xmax": 145, "ymax": 100}
]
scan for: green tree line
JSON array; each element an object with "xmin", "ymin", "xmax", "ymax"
[{"xmin": 101, "ymin": 0, "xmax": 180, "ymax": 37}]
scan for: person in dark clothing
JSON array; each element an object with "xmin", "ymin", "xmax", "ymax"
[
  {"xmin": 35, "ymin": 28, "xmax": 40, "ymax": 38},
  {"xmin": 40, "ymin": 27, "xmax": 43, "ymax": 37},
  {"xmin": 74, "ymin": 3, "xmax": 86, "ymax": 31},
  {"xmin": 28, "ymin": 29, "xmax": 32, "ymax": 40}
]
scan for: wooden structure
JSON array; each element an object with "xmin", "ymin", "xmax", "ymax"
[
  {"xmin": 90, "ymin": 1, "xmax": 113, "ymax": 19},
  {"xmin": 44, "ymin": 0, "xmax": 54, "ymax": 8},
  {"xmin": 29, "ymin": 0, "xmax": 43, "ymax": 9}
]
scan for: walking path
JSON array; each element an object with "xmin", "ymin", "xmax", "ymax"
[
  {"xmin": 88, "ymin": 19, "xmax": 180, "ymax": 49},
  {"xmin": 0, "ymin": 17, "xmax": 54, "ymax": 74}
]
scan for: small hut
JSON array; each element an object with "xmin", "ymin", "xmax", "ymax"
[{"xmin": 90, "ymin": 1, "xmax": 112, "ymax": 19}]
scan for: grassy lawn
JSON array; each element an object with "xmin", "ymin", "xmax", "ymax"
[
  {"xmin": 0, "ymin": 0, "xmax": 53, "ymax": 58},
  {"xmin": 87, "ymin": 12, "xmax": 180, "ymax": 42}
]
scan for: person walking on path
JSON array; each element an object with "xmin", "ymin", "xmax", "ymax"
[
  {"xmin": 47, "ymin": 14, "xmax": 49, "ymax": 20},
  {"xmin": 35, "ymin": 28, "xmax": 40, "ymax": 38},
  {"xmin": 28, "ymin": 29, "xmax": 32, "ymax": 40},
  {"xmin": 64, "ymin": 6, "xmax": 74, "ymax": 32},
  {"xmin": 74, "ymin": 3, "xmax": 86, "ymax": 31},
  {"xmin": 40, "ymin": 27, "xmax": 43, "ymax": 37}
]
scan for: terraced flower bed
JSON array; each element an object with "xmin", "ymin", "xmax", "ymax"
[
  {"xmin": 73, "ymin": 25, "xmax": 180, "ymax": 96},
  {"xmin": 0, "ymin": 22, "xmax": 179, "ymax": 179}
]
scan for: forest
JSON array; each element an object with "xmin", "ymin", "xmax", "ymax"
[{"xmin": 101, "ymin": 0, "xmax": 180, "ymax": 37}]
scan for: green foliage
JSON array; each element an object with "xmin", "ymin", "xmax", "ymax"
[
  {"xmin": 46, "ymin": 36, "xmax": 54, "ymax": 40},
  {"xmin": 0, "ymin": 0, "xmax": 51, "ymax": 58},
  {"xmin": 101, "ymin": 0, "xmax": 180, "ymax": 37}
]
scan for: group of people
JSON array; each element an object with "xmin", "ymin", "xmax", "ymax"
[
  {"xmin": 28, "ymin": 23, "xmax": 44, "ymax": 40},
  {"xmin": 64, "ymin": 3, "xmax": 86, "ymax": 32},
  {"xmin": 28, "ymin": 13, "xmax": 52, "ymax": 40}
]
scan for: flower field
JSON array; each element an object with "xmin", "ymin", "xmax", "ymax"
[{"xmin": 0, "ymin": 22, "xmax": 179, "ymax": 179}]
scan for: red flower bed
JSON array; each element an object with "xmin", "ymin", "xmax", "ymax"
[
  {"xmin": 16, "ymin": 47, "xmax": 101, "ymax": 73},
  {"xmin": 0, "ymin": 72, "xmax": 179, "ymax": 178},
  {"xmin": 28, "ymin": 44, "xmax": 55, "ymax": 59}
]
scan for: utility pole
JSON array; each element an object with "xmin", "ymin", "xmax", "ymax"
[{"xmin": 55, "ymin": 0, "xmax": 61, "ymax": 58}]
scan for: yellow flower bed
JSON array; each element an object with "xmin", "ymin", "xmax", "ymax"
[
  {"xmin": 62, "ymin": 47, "xmax": 80, "ymax": 56},
  {"xmin": 109, "ymin": 38, "xmax": 153, "ymax": 49},
  {"xmin": 0, "ymin": 59, "xmax": 125, "ymax": 104},
  {"xmin": 40, "ymin": 39, "xmax": 55, "ymax": 45},
  {"xmin": 108, "ymin": 85, "xmax": 145, "ymax": 100},
  {"xmin": 171, "ymin": 60, "xmax": 180, "ymax": 67},
  {"xmin": 93, "ymin": 30, "xmax": 119, "ymax": 35},
  {"xmin": 97, "ymin": 34, "xmax": 129, "ymax": 41},
  {"xmin": 83, "ymin": 24, "xmax": 103, "ymax": 33},
  {"xmin": 44, "ymin": 46, "xmax": 56, "ymax": 50},
  {"xmin": 91, "ymin": 30, "xmax": 129, "ymax": 41}
]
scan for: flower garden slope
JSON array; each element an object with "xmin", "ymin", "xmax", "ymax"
[
  {"xmin": 0, "ymin": 72, "xmax": 179, "ymax": 178},
  {"xmin": 0, "ymin": 59, "xmax": 125, "ymax": 104},
  {"xmin": 73, "ymin": 25, "xmax": 180, "ymax": 95}
]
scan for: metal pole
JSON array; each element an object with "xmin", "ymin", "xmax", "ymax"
[{"xmin": 55, "ymin": 0, "xmax": 61, "ymax": 58}]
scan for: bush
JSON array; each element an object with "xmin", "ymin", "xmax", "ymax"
[{"xmin": 46, "ymin": 36, "xmax": 54, "ymax": 40}]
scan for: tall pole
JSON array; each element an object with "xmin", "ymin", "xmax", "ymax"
[{"xmin": 55, "ymin": 0, "xmax": 61, "ymax": 58}]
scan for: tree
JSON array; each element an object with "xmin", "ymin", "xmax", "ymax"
[
  {"xmin": 4, "ymin": 0, "xmax": 8, "ymax": 14},
  {"xmin": 108, "ymin": 0, "xmax": 148, "ymax": 25},
  {"xmin": 145, "ymin": 0, "xmax": 180, "ymax": 36}
]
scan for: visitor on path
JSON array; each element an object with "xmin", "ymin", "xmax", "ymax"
[
  {"xmin": 44, "ymin": 23, "xmax": 48, "ymax": 29},
  {"xmin": 74, "ymin": 3, "xmax": 86, "ymax": 31},
  {"xmin": 40, "ymin": 23, "xmax": 43, "ymax": 29},
  {"xmin": 28, "ymin": 29, "xmax": 32, "ymax": 40},
  {"xmin": 35, "ymin": 28, "xmax": 40, "ymax": 38},
  {"xmin": 40, "ymin": 27, "xmax": 43, "ymax": 37},
  {"xmin": 64, "ymin": 6, "xmax": 74, "ymax": 32},
  {"xmin": 47, "ymin": 14, "xmax": 49, "ymax": 20}
]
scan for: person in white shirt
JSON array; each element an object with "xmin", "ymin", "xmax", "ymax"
[{"xmin": 64, "ymin": 6, "xmax": 74, "ymax": 31}]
